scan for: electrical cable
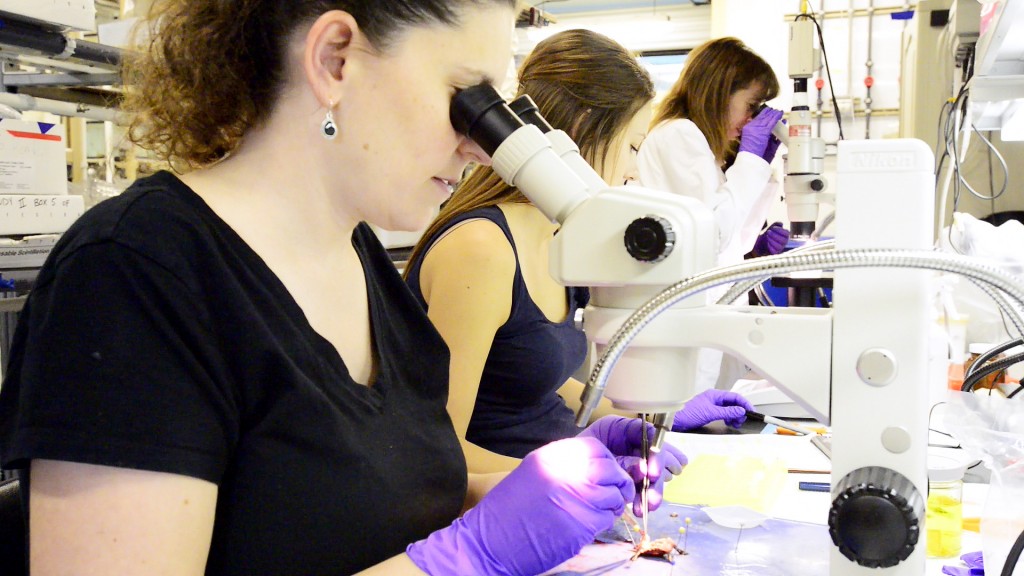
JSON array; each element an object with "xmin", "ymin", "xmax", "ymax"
[
  {"xmin": 965, "ymin": 338, "xmax": 1024, "ymax": 378},
  {"xmin": 961, "ymin": 351, "xmax": 1024, "ymax": 393},
  {"xmin": 577, "ymin": 248, "xmax": 1024, "ymax": 425},
  {"xmin": 927, "ymin": 401, "xmax": 961, "ymax": 449},
  {"xmin": 941, "ymin": 47, "xmax": 1009, "ymax": 206},
  {"xmin": 1001, "ymin": 526, "xmax": 1024, "ymax": 576},
  {"xmin": 961, "ymin": 125, "xmax": 1009, "ymax": 202},
  {"xmin": 795, "ymin": 13, "xmax": 844, "ymax": 140}
]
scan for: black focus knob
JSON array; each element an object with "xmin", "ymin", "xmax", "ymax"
[
  {"xmin": 624, "ymin": 216, "xmax": 675, "ymax": 262},
  {"xmin": 810, "ymin": 179, "xmax": 825, "ymax": 191},
  {"xmin": 828, "ymin": 466, "xmax": 924, "ymax": 569}
]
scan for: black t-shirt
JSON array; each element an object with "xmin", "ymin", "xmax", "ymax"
[{"xmin": 0, "ymin": 171, "xmax": 466, "ymax": 575}]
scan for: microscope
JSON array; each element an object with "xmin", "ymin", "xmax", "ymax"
[
  {"xmin": 451, "ymin": 81, "xmax": 936, "ymax": 575},
  {"xmin": 771, "ymin": 17, "xmax": 836, "ymax": 308},
  {"xmin": 781, "ymin": 17, "xmax": 832, "ymax": 241}
]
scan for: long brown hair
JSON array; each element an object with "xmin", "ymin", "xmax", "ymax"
[
  {"xmin": 120, "ymin": 0, "xmax": 516, "ymax": 172},
  {"xmin": 405, "ymin": 28, "xmax": 655, "ymax": 273},
  {"xmin": 651, "ymin": 37, "xmax": 779, "ymax": 163}
]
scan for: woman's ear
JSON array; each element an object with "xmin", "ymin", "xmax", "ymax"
[{"xmin": 302, "ymin": 10, "xmax": 358, "ymax": 108}]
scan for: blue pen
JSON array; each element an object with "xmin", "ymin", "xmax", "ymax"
[{"xmin": 798, "ymin": 481, "xmax": 830, "ymax": 492}]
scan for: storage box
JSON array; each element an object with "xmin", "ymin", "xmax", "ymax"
[
  {"xmin": 0, "ymin": 0, "xmax": 96, "ymax": 32},
  {"xmin": 0, "ymin": 119, "xmax": 67, "ymax": 196},
  {"xmin": 0, "ymin": 195, "xmax": 84, "ymax": 235},
  {"xmin": 0, "ymin": 234, "xmax": 59, "ymax": 269}
]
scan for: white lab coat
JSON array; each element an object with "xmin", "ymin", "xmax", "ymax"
[{"xmin": 637, "ymin": 118, "xmax": 779, "ymax": 393}]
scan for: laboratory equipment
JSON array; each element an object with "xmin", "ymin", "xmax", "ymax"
[
  {"xmin": 926, "ymin": 456, "xmax": 967, "ymax": 558},
  {"xmin": 450, "ymin": 83, "xmax": 1024, "ymax": 576},
  {"xmin": 744, "ymin": 410, "xmax": 818, "ymax": 436},
  {"xmin": 770, "ymin": 17, "xmax": 834, "ymax": 308},
  {"xmin": 777, "ymin": 17, "xmax": 831, "ymax": 241}
]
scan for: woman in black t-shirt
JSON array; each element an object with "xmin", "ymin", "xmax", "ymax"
[{"xmin": 0, "ymin": 1, "xmax": 685, "ymax": 575}]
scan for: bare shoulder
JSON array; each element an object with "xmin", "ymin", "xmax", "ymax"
[
  {"xmin": 417, "ymin": 217, "xmax": 517, "ymax": 306},
  {"xmin": 422, "ymin": 218, "xmax": 516, "ymax": 278}
]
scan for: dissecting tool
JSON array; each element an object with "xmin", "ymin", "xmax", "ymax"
[
  {"xmin": 622, "ymin": 511, "xmax": 640, "ymax": 547},
  {"xmin": 640, "ymin": 413, "xmax": 650, "ymax": 540},
  {"xmin": 745, "ymin": 410, "xmax": 821, "ymax": 436}
]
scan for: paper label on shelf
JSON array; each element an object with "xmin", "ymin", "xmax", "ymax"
[
  {"xmin": 0, "ymin": 0, "xmax": 97, "ymax": 32},
  {"xmin": 0, "ymin": 120, "xmax": 67, "ymax": 196},
  {"xmin": 0, "ymin": 195, "xmax": 84, "ymax": 235}
]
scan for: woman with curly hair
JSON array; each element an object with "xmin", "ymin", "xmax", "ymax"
[{"xmin": 0, "ymin": 2, "xmax": 684, "ymax": 574}]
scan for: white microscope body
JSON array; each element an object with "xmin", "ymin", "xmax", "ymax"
[{"xmin": 451, "ymin": 85, "xmax": 935, "ymax": 575}]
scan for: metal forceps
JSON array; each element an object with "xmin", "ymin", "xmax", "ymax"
[{"xmin": 639, "ymin": 413, "xmax": 650, "ymax": 538}]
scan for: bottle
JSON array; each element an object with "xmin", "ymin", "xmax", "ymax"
[
  {"xmin": 963, "ymin": 343, "xmax": 1006, "ymax": 392},
  {"xmin": 926, "ymin": 456, "xmax": 966, "ymax": 558}
]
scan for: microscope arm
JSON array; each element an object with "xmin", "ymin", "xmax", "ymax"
[{"xmin": 584, "ymin": 304, "xmax": 833, "ymax": 422}]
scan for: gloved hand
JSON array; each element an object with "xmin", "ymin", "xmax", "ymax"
[
  {"xmin": 739, "ymin": 106, "xmax": 784, "ymax": 162},
  {"xmin": 407, "ymin": 436, "xmax": 634, "ymax": 576},
  {"xmin": 577, "ymin": 415, "xmax": 687, "ymax": 517},
  {"xmin": 762, "ymin": 132, "xmax": 782, "ymax": 163},
  {"xmin": 751, "ymin": 222, "xmax": 790, "ymax": 256},
  {"xmin": 672, "ymin": 389, "xmax": 755, "ymax": 431}
]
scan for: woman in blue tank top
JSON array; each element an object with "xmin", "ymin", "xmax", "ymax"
[{"xmin": 404, "ymin": 29, "xmax": 756, "ymax": 473}]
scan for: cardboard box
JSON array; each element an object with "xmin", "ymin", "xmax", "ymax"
[
  {"xmin": 0, "ymin": 0, "xmax": 96, "ymax": 32},
  {"xmin": 0, "ymin": 119, "xmax": 67, "ymax": 196},
  {"xmin": 0, "ymin": 234, "xmax": 58, "ymax": 269},
  {"xmin": 0, "ymin": 195, "xmax": 83, "ymax": 235}
]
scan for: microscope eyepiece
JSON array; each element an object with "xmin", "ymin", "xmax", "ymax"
[
  {"xmin": 450, "ymin": 83, "xmax": 524, "ymax": 157},
  {"xmin": 509, "ymin": 95, "xmax": 554, "ymax": 133}
]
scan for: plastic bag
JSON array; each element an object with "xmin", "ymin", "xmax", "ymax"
[
  {"xmin": 937, "ymin": 213, "xmax": 1024, "ymax": 348},
  {"xmin": 945, "ymin": 391, "xmax": 1024, "ymax": 576}
]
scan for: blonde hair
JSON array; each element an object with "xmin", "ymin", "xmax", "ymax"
[{"xmin": 651, "ymin": 37, "xmax": 779, "ymax": 163}]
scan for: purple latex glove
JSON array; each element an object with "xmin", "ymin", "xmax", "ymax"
[
  {"xmin": 407, "ymin": 436, "xmax": 634, "ymax": 576},
  {"xmin": 762, "ymin": 134, "xmax": 782, "ymax": 163},
  {"xmin": 941, "ymin": 551, "xmax": 985, "ymax": 576},
  {"xmin": 751, "ymin": 222, "xmax": 790, "ymax": 257},
  {"xmin": 672, "ymin": 389, "xmax": 755, "ymax": 431},
  {"xmin": 578, "ymin": 415, "xmax": 687, "ymax": 517},
  {"xmin": 739, "ymin": 106, "xmax": 784, "ymax": 161}
]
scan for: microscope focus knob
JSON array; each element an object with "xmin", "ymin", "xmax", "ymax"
[
  {"xmin": 828, "ymin": 466, "xmax": 924, "ymax": 569},
  {"xmin": 810, "ymin": 179, "xmax": 825, "ymax": 191},
  {"xmin": 624, "ymin": 216, "xmax": 675, "ymax": 262}
]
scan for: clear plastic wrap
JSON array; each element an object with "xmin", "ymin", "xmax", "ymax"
[{"xmin": 945, "ymin": 391, "xmax": 1024, "ymax": 576}]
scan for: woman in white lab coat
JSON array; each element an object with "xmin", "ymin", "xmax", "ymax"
[{"xmin": 636, "ymin": 36, "xmax": 784, "ymax": 392}]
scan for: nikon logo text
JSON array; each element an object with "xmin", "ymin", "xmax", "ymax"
[{"xmin": 851, "ymin": 152, "xmax": 914, "ymax": 170}]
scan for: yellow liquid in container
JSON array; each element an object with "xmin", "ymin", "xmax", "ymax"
[{"xmin": 926, "ymin": 492, "xmax": 963, "ymax": 558}]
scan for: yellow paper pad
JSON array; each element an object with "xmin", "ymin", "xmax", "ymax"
[{"xmin": 663, "ymin": 453, "xmax": 787, "ymax": 512}]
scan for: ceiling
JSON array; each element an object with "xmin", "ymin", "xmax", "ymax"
[{"xmin": 527, "ymin": 0, "xmax": 700, "ymax": 16}]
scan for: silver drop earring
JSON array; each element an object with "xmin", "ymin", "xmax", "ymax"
[{"xmin": 321, "ymin": 101, "xmax": 337, "ymax": 140}]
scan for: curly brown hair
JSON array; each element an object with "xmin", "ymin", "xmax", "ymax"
[
  {"xmin": 651, "ymin": 37, "xmax": 779, "ymax": 164},
  {"xmin": 121, "ymin": 0, "xmax": 517, "ymax": 172}
]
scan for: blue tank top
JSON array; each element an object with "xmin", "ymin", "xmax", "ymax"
[{"xmin": 405, "ymin": 206, "xmax": 590, "ymax": 458}]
